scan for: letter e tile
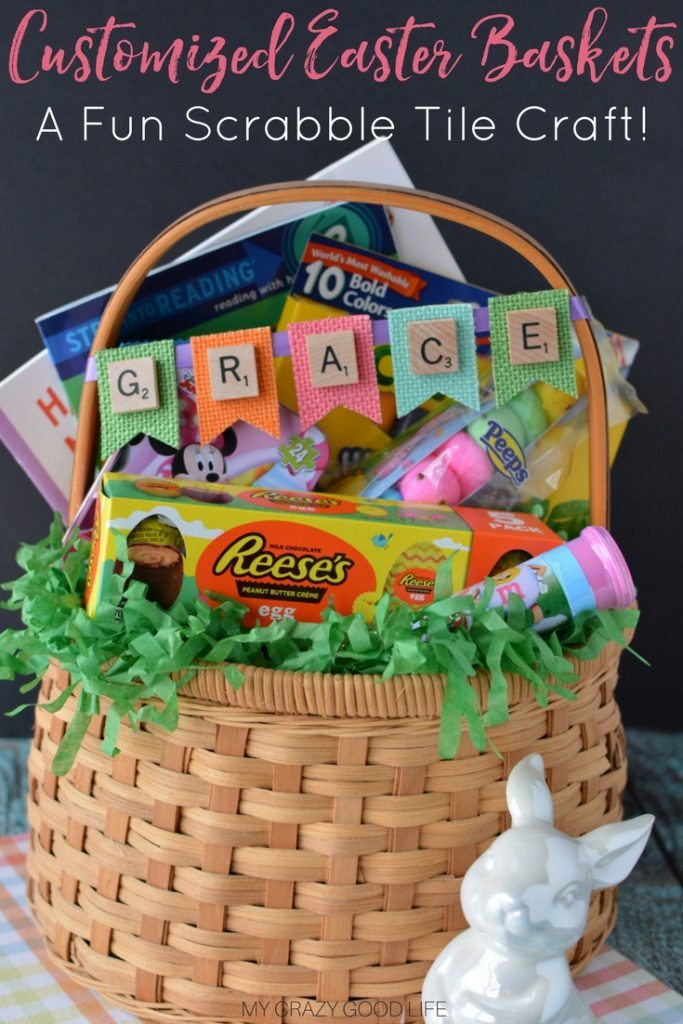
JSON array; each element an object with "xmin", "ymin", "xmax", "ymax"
[{"xmin": 507, "ymin": 308, "xmax": 559, "ymax": 365}]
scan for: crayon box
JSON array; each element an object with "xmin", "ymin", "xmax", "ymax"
[{"xmin": 86, "ymin": 473, "xmax": 561, "ymax": 624}]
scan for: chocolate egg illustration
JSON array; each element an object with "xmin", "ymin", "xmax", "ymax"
[{"xmin": 123, "ymin": 515, "xmax": 186, "ymax": 609}]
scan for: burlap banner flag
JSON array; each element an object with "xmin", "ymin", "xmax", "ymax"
[
  {"xmin": 288, "ymin": 315, "xmax": 382, "ymax": 432},
  {"xmin": 191, "ymin": 329, "xmax": 281, "ymax": 444},
  {"xmin": 388, "ymin": 304, "xmax": 480, "ymax": 417},
  {"xmin": 96, "ymin": 340, "xmax": 179, "ymax": 458},
  {"xmin": 488, "ymin": 289, "xmax": 578, "ymax": 406}
]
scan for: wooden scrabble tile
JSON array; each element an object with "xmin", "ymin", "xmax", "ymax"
[
  {"xmin": 507, "ymin": 307, "xmax": 559, "ymax": 365},
  {"xmin": 207, "ymin": 344, "xmax": 260, "ymax": 400},
  {"xmin": 107, "ymin": 356, "xmax": 159, "ymax": 414},
  {"xmin": 407, "ymin": 319, "xmax": 459, "ymax": 376},
  {"xmin": 307, "ymin": 330, "xmax": 359, "ymax": 388}
]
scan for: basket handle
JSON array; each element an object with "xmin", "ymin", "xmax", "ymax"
[{"xmin": 70, "ymin": 181, "xmax": 609, "ymax": 526}]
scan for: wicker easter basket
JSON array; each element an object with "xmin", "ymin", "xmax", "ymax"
[{"xmin": 27, "ymin": 183, "xmax": 626, "ymax": 1024}]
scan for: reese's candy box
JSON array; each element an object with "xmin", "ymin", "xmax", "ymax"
[{"xmin": 85, "ymin": 473, "xmax": 562, "ymax": 625}]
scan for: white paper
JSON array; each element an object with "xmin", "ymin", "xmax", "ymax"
[{"xmin": 0, "ymin": 351, "xmax": 77, "ymax": 516}]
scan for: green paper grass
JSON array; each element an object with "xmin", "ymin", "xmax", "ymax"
[{"xmin": 1, "ymin": 517, "xmax": 641, "ymax": 775}]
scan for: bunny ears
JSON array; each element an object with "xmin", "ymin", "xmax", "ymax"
[
  {"xmin": 506, "ymin": 753, "xmax": 555, "ymax": 827},
  {"xmin": 506, "ymin": 756, "xmax": 655, "ymax": 888}
]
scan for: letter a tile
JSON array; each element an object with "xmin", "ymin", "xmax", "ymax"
[{"xmin": 307, "ymin": 330, "xmax": 359, "ymax": 388}]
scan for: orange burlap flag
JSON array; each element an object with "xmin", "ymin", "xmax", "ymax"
[{"xmin": 191, "ymin": 329, "xmax": 280, "ymax": 444}]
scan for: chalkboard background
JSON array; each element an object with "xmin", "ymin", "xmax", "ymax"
[{"xmin": 0, "ymin": 0, "xmax": 680, "ymax": 735}]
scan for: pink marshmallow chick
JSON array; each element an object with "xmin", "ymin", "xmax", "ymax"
[
  {"xmin": 449, "ymin": 432, "xmax": 495, "ymax": 498},
  {"xmin": 399, "ymin": 441, "xmax": 463, "ymax": 505}
]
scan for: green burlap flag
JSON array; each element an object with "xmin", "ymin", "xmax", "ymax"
[
  {"xmin": 96, "ymin": 341, "xmax": 179, "ymax": 458},
  {"xmin": 489, "ymin": 289, "xmax": 578, "ymax": 406}
]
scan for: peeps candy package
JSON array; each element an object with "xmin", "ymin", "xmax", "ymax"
[
  {"xmin": 459, "ymin": 322, "xmax": 644, "ymax": 538},
  {"xmin": 37, "ymin": 203, "xmax": 396, "ymax": 413},
  {"xmin": 336, "ymin": 320, "xmax": 642, "ymax": 541},
  {"xmin": 85, "ymin": 473, "xmax": 561, "ymax": 624},
  {"xmin": 331, "ymin": 396, "xmax": 495, "ymax": 499},
  {"xmin": 396, "ymin": 384, "xmax": 558, "ymax": 507}
]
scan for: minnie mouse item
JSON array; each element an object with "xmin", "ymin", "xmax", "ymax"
[{"xmin": 115, "ymin": 368, "xmax": 328, "ymax": 490}]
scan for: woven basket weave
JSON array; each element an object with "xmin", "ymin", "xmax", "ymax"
[
  {"xmin": 28, "ymin": 648, "xmax": 626, "ymax": 1024},
  {"xmin": 27, "ymin": 182, "xmax": 625, "ymax": 1024}
]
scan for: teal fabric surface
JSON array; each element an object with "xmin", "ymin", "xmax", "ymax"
[
  {"xmin": 1, "ymin": 731, "xmax": 681, "ymax": 993},
  {"xmin": 612, "ymin": 730, "xmax": 683, "ymax": 994},
  {"xmin": 0, "ymin": 738, "xmax": 29, "ymax": 837}
]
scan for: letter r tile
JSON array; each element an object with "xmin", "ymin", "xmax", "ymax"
[
  {"xmin": 208, "ymin": 343, "xmax": 260, "ymax": 400},
  {"xmin": 307, "ymin": 330, "xmax": 359, "ymax": 388},
  {"xmin": 408, "ymin": 319, "xmax": 459, "ymax": 375},
  {"xmin": 108, "ymin": 356, "xmax": 159, "ymax": 414},
  {"xmin": 507, "ymin": 307, "xmax": 559, "ymax": 365}
]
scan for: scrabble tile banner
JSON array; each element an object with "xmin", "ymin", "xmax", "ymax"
[
  {"xmin": 90, "ymin": 290, "xmax": 587, "ymax": 453},
  {"xmin": 488, "ymin": 289, "xmax": 578, "ymax": 406},
  {"xmin": 95, "ymin": 340, "xmax": 179, "ymax": 458},
  {"xmin": 288, "ymin": 315, "xmax": 382, "ymax": 431},
  {"xmin": 191, "ymin": 329, "xmax": 280, "ymax": 444},
  {"xmin": 388, "ymin": 303, "xmax": 480, "ymax": 417}
]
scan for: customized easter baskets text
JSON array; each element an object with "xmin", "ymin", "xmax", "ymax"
[{"xmin": 27, "ymin": 183, "xmax": 628, "ymax": 1024}]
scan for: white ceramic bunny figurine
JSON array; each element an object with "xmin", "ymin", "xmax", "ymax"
[{"xmin": 423, "ymin": 753, "xmax": 654, "ymax": 1024}]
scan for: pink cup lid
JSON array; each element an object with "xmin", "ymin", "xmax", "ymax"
[{"xmin": 570, "ymin": 527, "xmax": 636, "ymax": 609}]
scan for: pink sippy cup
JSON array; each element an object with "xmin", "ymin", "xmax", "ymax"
[
  {"xmin": 457, "ymin": 526, "xmax": 636, "ymax": 633},
  {"xmin": 569, "ymin": 526, "xmax": 636, "ymax": 610}
]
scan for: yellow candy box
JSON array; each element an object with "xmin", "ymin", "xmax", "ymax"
[{"xmin": 86, "ymin": 473, "xmax": 561, "ymax": 625}]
